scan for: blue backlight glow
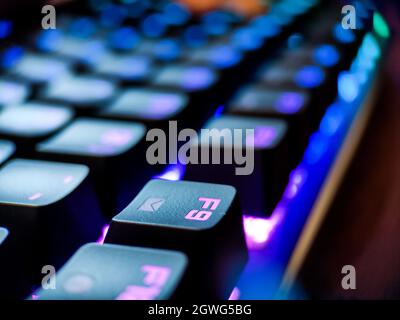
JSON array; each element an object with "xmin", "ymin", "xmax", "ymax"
[
  {"xmin": 0, "ymin": 20, "xmax": 12, "ymax": 39},
  {"xmin": 314, "ymin": 44, "xmax": 340, "ymax": 67},
  {"xmin": 338, "ymin": 72, "xmax": 359, "ymax": 103},
  {"xmin": 141, "ymin": 14, "xmax": 167, "ymax": 38},
  {"xmin": 109, "ymin": 27, "xmax": 140, "ymax": 51},
  {"xmin": 294, "ymin": 65, "xmax": 325, "ymax": 88},
  {"xmin": 183, "ymin": 25, "xmax": 207, "ymax": 48},
  {"xmin": 333, "ymin": 23, "xmax": 356, "ymax": 44}
]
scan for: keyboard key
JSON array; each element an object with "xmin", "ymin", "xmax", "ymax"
[
  {"xmin": 36, "ymin": 30, "xmax": 107, "ymax": 66},
  {"xmin": 37, "ymin": 118, "xmax": 147, "ymax": 215},
  {"xmin": 0, "ymin": 140, "xmax": 15, "ymax": 166},
  {"xmin": 8, "ymin": 53, "xmax": 72, "ymax": 86},
  {"xmin": 106, "ymin": 179, "xmax": 248, "ymax": 299},
  {"xmin": 152, "ymin": 64, "xmax": 219, "ymax": 94},
  {"xmin": 0, "ymin": 79, "xmax": 30, "ymax": 107},
  {"xmin": 188, "ymin": 43, "xmax": 243, "ymax": 68},
  {"xmin": 0, "ymin": 159, "xmax": 104, "ymax": 277},
  {"xmin": 185, "ymin": 115, "xmax": 289, "ymax": 214},
  {"xmin": 101, "ymin": 88, "xmax": 189, "ymax": 127},
  {"xmin": 0, "ymin": 102, "xmax": 73, "ymax": 153},
  {"xmin": 135, "ymin": 39, "xmax": 183, "ymax": 63},
  {"xmin": 228, "ymin": 86, "xmax": 312, "ymax": 164},
  {"xmin": 91, "ymin": 53, "xmax": 153, "ymax": 83},
  {"xmin": 34, "ymin": 243, "xmax": 188, "ymax": 300},
  {"xmin": 40, "ymin": 75, "xmax": 117, "ymax": 113},
  {"xmin": 258, "ymin": 62, "xmax": 336, "ymax": 122},
  {"xmin": 107, "ymin": 27, "xmax": 141, "ymax": 51}
]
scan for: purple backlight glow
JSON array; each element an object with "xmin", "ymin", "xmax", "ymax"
[
  {"xmin": 154, "ymin": 164, "xmax": 186, "ymax": 181},
  {"xmin": 228, "ymin": 287, "xmax": 241, "ymax": 300},
  {"xmin": 243, "ymin": 210, "xmax": 283, "ymax": 250},
  {"xmin": 274, "ymin": 92, "xmax": 304, "ymax": 114},
  {"xmin": 149, "ymin": 94, "xmax": 182, "ymax": 119},
  {"xmin": 248, "ymin": 126, "xmax": 278, "ymax": 148},
  {"xmin": 284, "ymin": 167, "xmax": 308, "ymax": 200},
  {"xmin": 182, "ymin": 66, "xmax": 216, "ymax": 90},
  {"xmin": 100, "ymin": 129, "xmax": 133, "ymax": 146},
  {"xmin": 97, "ymin": 224, "xmax": 110, "ymax": 244}
]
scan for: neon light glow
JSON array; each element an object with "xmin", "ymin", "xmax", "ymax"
[
  {"xmin": 274, "ymin": 92, "xmax": 305, "ymax": 114},
  {"xmin": 154, "ymin": 164, "xmax": 186, "ymax": 181},
  {"xmin": 294, "ymin": 65, "xmax": 325, "ymax": 88},
  {"xmin": 338, "ymin": 72, "xmax": 359, "ymax": 103},
  {"xmin": 251, "ymin": 127, "xmax": 279, "ymax": 148},
  {"xmin": 0, "ymin": 20, "xmax": 12, "ymax": 39},
  {"xmin": 373, "ymin": 12, "xmax": 390, "ymax": 39},
  {"xmin": 228, "ymin": 287, "xmax": 241, "ymax": 300},
  {"xmin": 96, "ymin": 224, "xmax": 110, "ymax": 244},
  {"xmin": 313, "ymin": 44, "xmax": 340, "ymax": 67},
  {"xmin": 243, "ymin": 211, "xmax": 282, "ymax": 249}
]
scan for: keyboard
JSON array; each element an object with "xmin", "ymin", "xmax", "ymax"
[{"xmin": 0, "ymin": 0, "xmax": 390, "ymax": 300}]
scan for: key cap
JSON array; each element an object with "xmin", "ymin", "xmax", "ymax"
[
  {"xmin": 107, "ymin": 27, "xmax": 141, "ymax": 52},
  {"xmin": 0, "ymin": 140, "xmax": 15, "ymax": 166},
  {"xmin": 40, "ymin": 75, "xmax": 117, "ymax": 114},
  {"xmin": 135, "ymin": 39, "xmax": 183, "ymax": 63},
  {"xmin": 37, "ymin": 118, "xmax": 147, "ymax": 216},
  {"xmin": 151, "ymin": 64, "xmax": 220, "ymax": 125},
  {"xmin": 0, "ymin": 159, "xmax": 105, "ymax": 279},
  {"xmin": 91, "ymin": 53, "xmax": 153, "ymax": 84},
  {"xmin": 101, "ymin": 88, "xmax": 189, "ymax": 128},
  {"xmin": 228, "ymin": 86, "xmax": 312, "ymax": 165},
  {"xmin": 34, "ymin": 243, "xmax": 188, "ymax": 300},
  {"xmin": 0, "ymin": 78, "xmax": 30, "ymax": 107},
  {"xmin": 7, "ymin": 53, "xmax": 72, "ymax": 86},
  {"xmin": 257, "ymin": 63, "xmax": 333, "ymax": 123},
  {"xmin": 152, "ymin": 64, "xmax": 219, "ymax": 94},
  {"xmin": 184, "ymin": 115, "xmax": 289, "ymax": 215},
  {"xmin": 36, "ymin": 29, "xmax": 107, "ymax": 66},
  {"xmin": 185, "ymin": 43, "xmax": 244, "ymax": 85},
  {"xmin": 0, "ymin": 102, "xmax": 73, "ymax": 154},
  {"xmin": 106, "ymin": 179, "xmax": 248, "ymax": 299}
]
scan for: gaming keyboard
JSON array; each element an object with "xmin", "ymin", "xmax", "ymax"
[{"xmin": 0, "ymin": 0, "xmax": 390, "ymax": 300}]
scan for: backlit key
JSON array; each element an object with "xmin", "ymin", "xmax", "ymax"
[
  {"xmin": 152, "ymin": 64, "xmax": 219, "ymax": 94},
  {"xmin": 91, "ymin": 53, "xmax": 154, "ymax": 83},
  {"xmin": 185, "ymin": 115, "xmax": 289, "ymax": 214},
  {"xmin": 151, "ymin": 64, "xmax": 220, "ymax": 124},
  {"xmin": 0, "ymin": 79, "xmax": 30, "ymax": 107},
  {"xmin": 135, "ymin": 39, "xmax": 183, "ymax": 63},
  {"xmin": 228, "ymin": 86, "xmax": 312, "ymax": 164},
  {"xmin": 0, "ymin": 159, "xmax": 104, "ymax": 279},
  {"xmin": 36, "ymin": 30, "xmax": 107, "ymax": 66},
  {"xmin": 0, "ymin": 102, "xmax": 73, "ymax": 153},
  {"xmin": 40, "ymin": 75, "xmax": 116, "ymax": 113},
  {"xmin": 37, "ymin": 118, "xmax": 147, "ymax": 215},
  {"xmin": 34, "ymin": 243, "xmax": 187, "ymax": 300},
  {"xmin": 8, "ymin": 53, "xmax": 72, "ymax": 85},
  {"xmin": 106, "ymin": 179, "xmax": 248, "ymax": 299},
  {"xmin": 101, "ymin": 88, "xmax": 189, "ymax": 127}
]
